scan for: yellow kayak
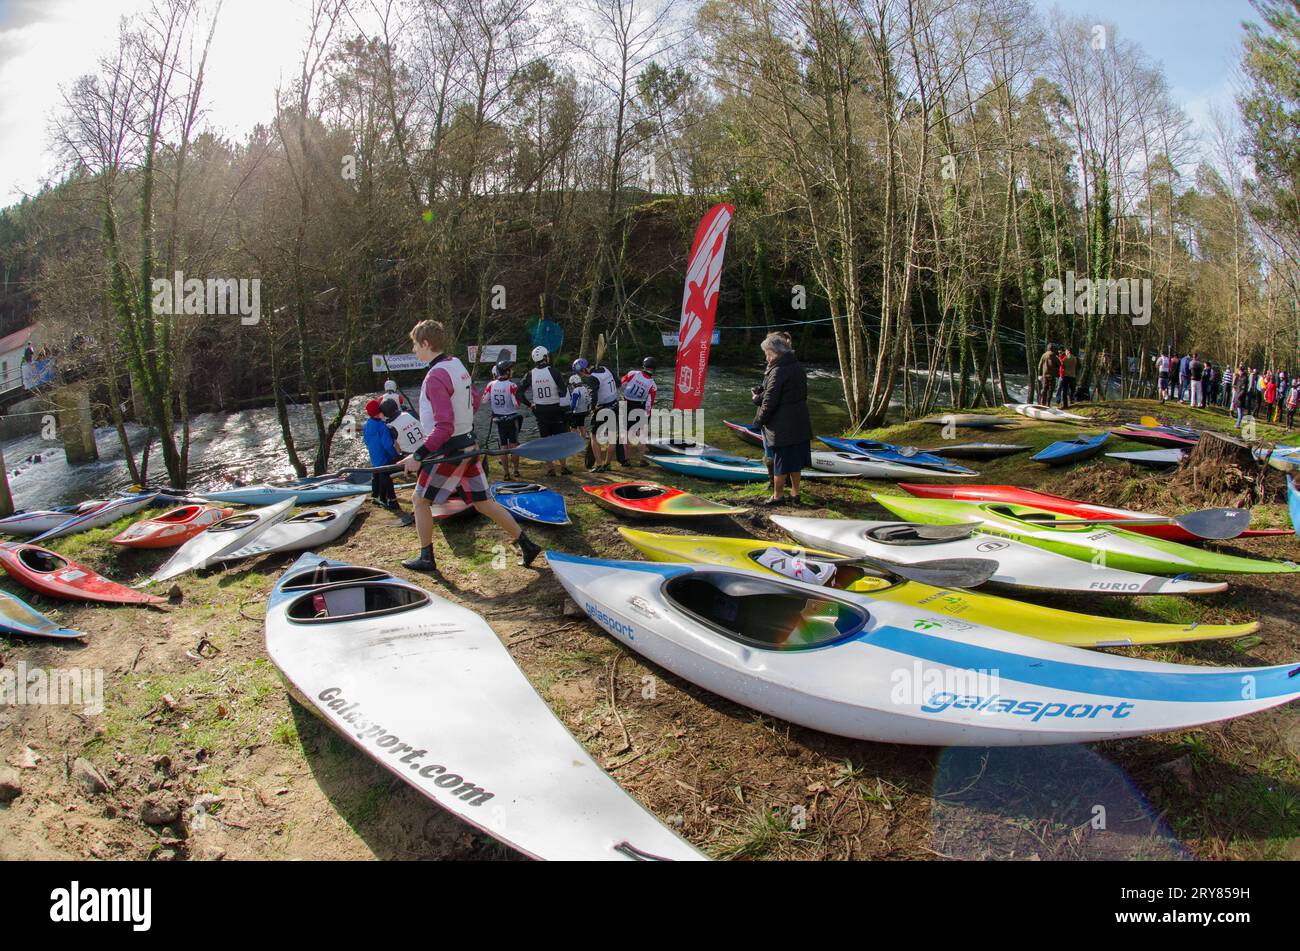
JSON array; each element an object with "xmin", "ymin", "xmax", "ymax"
[{"xmin": 617, "ymin": 528, "xmax": 1259, "ymax": 649}]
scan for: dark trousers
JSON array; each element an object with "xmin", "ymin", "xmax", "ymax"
[{"xmin": 372, "ymin": 470, "xmax": 396, "ymax": 504}]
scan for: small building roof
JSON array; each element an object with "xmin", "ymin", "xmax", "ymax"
[{"xmin": 0, "ymin": 325, "xmax": 35, "ymax": 356}]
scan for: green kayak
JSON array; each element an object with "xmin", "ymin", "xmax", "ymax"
[{"xmin": 872, "ymin": 494, "xmax": 1300, "ymax": 577}]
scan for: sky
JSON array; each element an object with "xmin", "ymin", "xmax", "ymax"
[{"xmin": 0, "ymin": 0, "xmax": 1267, "ymax": 206}]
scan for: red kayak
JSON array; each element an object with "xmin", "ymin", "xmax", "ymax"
[
  {"xmin": 111, "ymin": 504, "xmax": 235, "ymax": 549},
  {"xmin": 896, "ymin": 484, "xmax": 1293, "ymax": 543},
  {"xmin": 583, "ymin": 482, "xmax": 747, "ymax": 518},
  {"xmin": 0, "ymin": 543, "xmax": 166, "ymax": 607}
]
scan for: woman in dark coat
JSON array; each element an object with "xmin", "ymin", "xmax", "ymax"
[{"xmin": 752, "ymin": 332, "xmax": 813, "ymax": 505}]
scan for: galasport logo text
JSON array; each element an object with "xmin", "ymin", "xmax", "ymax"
[{"xmin": 317, "ymin": 687, "xmax": 494, "ymax": 806}]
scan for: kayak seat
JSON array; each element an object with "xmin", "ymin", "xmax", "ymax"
[
  {"xmin": 288, "ymin": 511, "xmax": 336, "ymax": 524},
  {"xmin": 287, "ymin": 581, "xmax": 428, "ymax": 624},
  {"xmin": 158, "ymin": 506, "xmax": 201, "ymax": 522},
  {"xmin": 665, "ymin": 572, "xmax": 867, "ymax": 651},
  {"xmin": 211, "ymin": 514, "xmax": 261, "ymax": 532},
  {"xmin": 864, "ymin": 524, "xmax": 975, "ymax": 545},
  {"xmin": 17, "ymin": 547, "xmax": 67, "ymax": 574},
  {"xmin": 282, "ymin": 564, "xmax": 392, "ymax": 591},
  {"xmin": 496, "ymin": 484, "xmax": 545, "ymax": 495},
  {"xmin": 613, "ymin": 485, "xmax": 668, "ymax": 501}
]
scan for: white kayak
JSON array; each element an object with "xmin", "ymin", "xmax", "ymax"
[
  {"xmin": 150, "ymin": 499, "xmax": 295, "ymax": 582},
  {"xmin": 810, "ymin": 451, "xmax": 977, "ymax": 479},
  {"xmin": 31, "ymin": 493, "xmax": 161, "ymax": 543},
  {"xmin": 264, "ymin": 553, "xmax": 704, "ymax": 861},
  {"xmin": 216, "ymin": 495, "xmax": 366, "ymax": 562},
  {"xmin": 1005, "ymin": 403, "xmax": 1091, "ymax": 422},
  {"xmin": 1106, "ymin": 449, "xmax": 1185, "ymax": 468},
  {"xmin": 546, "ymin": 552, "xmax": 1300, "ymax": 746},
  {"xmin": 770, "ymin": 515, "xmax": 1226, "ymax": 596},
  {"xmin": 0, "ymin": 501, "xmax": 106, "ymax": 536}
]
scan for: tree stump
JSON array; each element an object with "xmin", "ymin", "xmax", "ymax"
[{"xmin": 1176, "ymin": 431, "xmax": 1280, "ymax": 508}]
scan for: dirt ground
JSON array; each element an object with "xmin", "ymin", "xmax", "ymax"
[{"xmin": 2, "ymin": 398, "xmax": 1299, "ymax": 861}]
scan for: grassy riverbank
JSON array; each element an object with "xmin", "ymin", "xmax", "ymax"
[{"xmin": 2, "ymin": 398, "xmax": 1298, "ymax": 861}]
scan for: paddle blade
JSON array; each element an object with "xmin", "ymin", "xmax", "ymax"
[
  {"xmin": 595, "ymin": 332, "xmax": 607, "ymax": 364},
  {"xmin": 1139, "ymin": 415, "xmax": 1158, "ymax": 427},
  {"xmin": 1174, "ymin": 507, "xmax": 1251, "ymax": 540},
  {"xmin": 508, "ymin": 431, "xmax": 587, "ymax": 462},
  {"xmin": 854, "ymin": 555, "xmax": 998, "ymax": 589}
]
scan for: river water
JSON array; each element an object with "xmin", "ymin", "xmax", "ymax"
[{"xmin": 1, "ymin": 366, "xmax": 1030, "ymax": 510}]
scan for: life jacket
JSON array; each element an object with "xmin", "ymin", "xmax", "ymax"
[
  {"xmin": 591, "ymin": 367, "xmax": 618, "ymax": 405},
  {"xmin": 569, "ymin": 374, "xmax": 592, "ymax": 414},
  {"xmin": 621, "ymin": 369, "xmax": 654, "ymax": 404},
  {"xmin": 527, "ymin": 366, "xmax": 563, "ymax": 407},
  {"xmin": 485, "ymin": 379, "xmax": 519, "ymax": 416},
  {"xmin": 390, "ymin": 411, "xmax": 425, "ymax": 454},
  {"xmin": 420, "ymin": 355, "xmax": 475, "ymax": 438}
]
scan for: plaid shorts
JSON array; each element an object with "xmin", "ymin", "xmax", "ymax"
[{"xmin": 415, "ymin": 454, "xmax": 489, "ymax": 504}]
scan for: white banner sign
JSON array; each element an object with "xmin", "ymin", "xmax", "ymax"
[
  {"xmin": 467, "ymin": 344, "xmax": 517, "ymax": 364},
  {"xmin": 662, "ymin": 330, "xmax": 719, "ymax": 348},
  {"xmin": 371, "ymin": 353, "xmax": 426, "ymax": 372}
]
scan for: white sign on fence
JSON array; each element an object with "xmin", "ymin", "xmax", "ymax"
[
  {"xmin": 371, "ymin": 353, "xmax": 427, "ymax": 372},
  {"xmin": 661, "ymin": 330, "xmax": 720, "ymax": 348},
  {"xmin": 467, "ymin": 344, "xmax": 517, "ymax": 364}
]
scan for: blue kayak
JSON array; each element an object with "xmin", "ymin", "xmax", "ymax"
[
  {"xmin": 1032, "ymin": 432, "xmax": 1111, "ymax": 466},
  {"xmin": 0, "ymin": 590, "xmax": 83, "ymax": 640},
  {"xmin": 491, "ymin": 482, "xmax": 570, "ymax": 525},
  {"xmin": 1288, "ymin": 476, "xmax": 1300, "ymax": 539},
  {"xmin": 200, "ymin": 483, "xmax": 372, "ymax": 506},
  {"xmin": 816, "ymin": 437, "xmax": 974, "ymax": 475}
]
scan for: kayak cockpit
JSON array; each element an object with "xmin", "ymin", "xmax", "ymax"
[
  {"xmin": 613, "ymin": 485, "xmax": 668, "ymax": 501},
  {"xmin": 287, "ymin": 510, "xmax": 337, "ymax": 524},
  {"xmin": 17, "ymin": 547, "xmax": 67, "ymax": 574},
  {"xmin": 864, "ymin": 523, "xmax": 976, "ymax": 545},
  {"xmin": 210, "ymin": 513, "xmax": 263, "ymax": 532},
  {"xmin": 281, "ymin": 563, "xmax": 392, "ymax": 591},
  {"xmin": 286, "ymin": 581, "xmax": 429, "ymax": 623},
  {"xmin": 157, "ymin": 505, "xmax": 201, "ymax": 523},
  {"xmin": 495, "ymin": 483, "xmax": 545, "ymax": 495},
  {"xmin": 663, "ymin": 571, "xmax": 868, "ymax": 651}
]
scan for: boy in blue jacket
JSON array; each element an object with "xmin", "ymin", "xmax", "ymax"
[{"xmin": 363, "ymin": 399, "xmax": 412, "ymax": 524}]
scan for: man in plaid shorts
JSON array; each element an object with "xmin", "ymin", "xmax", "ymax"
[{"xmin": 400, "ymin": 319, "xmax": 542, "ymax": 572}]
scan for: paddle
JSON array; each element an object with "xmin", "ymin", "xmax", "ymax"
[
  {"xmin": 340, "ymin": 432, "xmax": 587, "ymax": 477},
  {"xmin": 1036, "ymin": 507, "xmax": 1251, "ymax": 540},
  {"xmin": 843, "ymin": 554, "xmax": 999, "ymax": 589}
]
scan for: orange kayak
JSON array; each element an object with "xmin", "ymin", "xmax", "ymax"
[{"xmin": 110, "ymin": 504, "xmax": 235, "ymax": 548}]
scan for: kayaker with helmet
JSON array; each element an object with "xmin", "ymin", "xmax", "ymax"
[
  {"xmin": 620, "ymin": 357, "xmax": 657, "ymax": 467},
  {"xmin": 484, "ymin": 360, "xmax": 524, "ymax": 479},
  {"xmin": 381, "ymin": 397, "xmax": 425, "ymax": 457},
  {"xmin": 400, "ymin": 319, "xmax": 541, "ymax": 572},
  {"xmin": 383, "ymin": 379, "xmax": 414, "ymax": 414},
  {"xmin": 520, "ymin": 346, "xmax": 571, "ymax": 476},
  {"xmin": 588, "ymin": 360, "xmax": 623, "ymax": 471},
  {"xmin": 568, "ymin": 358, "xmax": 599, "ymax": 466}
]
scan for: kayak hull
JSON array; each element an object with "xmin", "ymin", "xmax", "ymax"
[
  {"xmin": 265, "ymin": 555, "xmax": 704, "ymax": 860},
  {"xmin": 1005, "ymin": 403, "xmax": 1091, "ymax": 422},
  {"xmin": 817, "ymin": 437, "xmax": 974, "ymax": 474},
  {"xmin": 583, "ymin": 482, "xmax": 745, "ymax": 518},
  {"xmin": 722, "ymin": 420, "xmax": 764, "ymax": 448},
  {"xmin": 897, "ymin": 484, "xmax": 1292, "ymax": 542},
  {"xmin": 873, "ymin": 494, "xmax": 1300, "ymax": 576},
  {"xmin": 151, "ymin": 499, "xmax": 296, "ymax": 582},
  {"xmin": 1111, "ymin": 428, "xmax": 1199, "ymax": 449},
  {"xmin": 1031, "ymin": 433, "xmax": 1110, "ymax": 465},
  {"xmin": 0, "ymin": 590, "xmax": 84, "ymax": 639},
  {"xmin": 200, "ymin": 484, "xmax": 371, "ymax": 506},
  {"xmin": 648, "ymin": 454, "xmax": 835, "ymax": 482},
  {"xmin": 1106, "ymin": 449, "xmax": 1185, "ymax": 469},
  {"xmin": 810, "ymin": 451, "xmax": 976, "ymax": 479},
  {"xmin": 548, "ymin": 553, "xmax": 1300, "ymax": 746},
  {"xmin": 491, "ymin": 482, "xmax": 571, "ymax": 525},
  {"xmin": 0, "ymin": 544, "xmax": 165, "ymax": 606},
  {"xmin": 920, "ymin": 444, "xmax": 1030, "ymax": 460},
  {"xmin": 617, "ymin": 528, "xmax": 1258, "ymax": 648},
  {"xmin": 111, "ymin": 504, "xmax": 235, "ymax": 548},
  {"xmin": 217, "ymin": 496, "xmax": 367, "ymax": 561},
  {"xmin": 771, "ymin": 515, "xmax": 1227, "ymax": 596}
]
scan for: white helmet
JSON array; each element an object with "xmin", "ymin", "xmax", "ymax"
[
  {"xmin": 531, "ymin": 346, "xmax": 549, "ymax": 362},
  {"xmin": 383, "ymin": 380, "xmax": 397, "ymax": 392}
]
